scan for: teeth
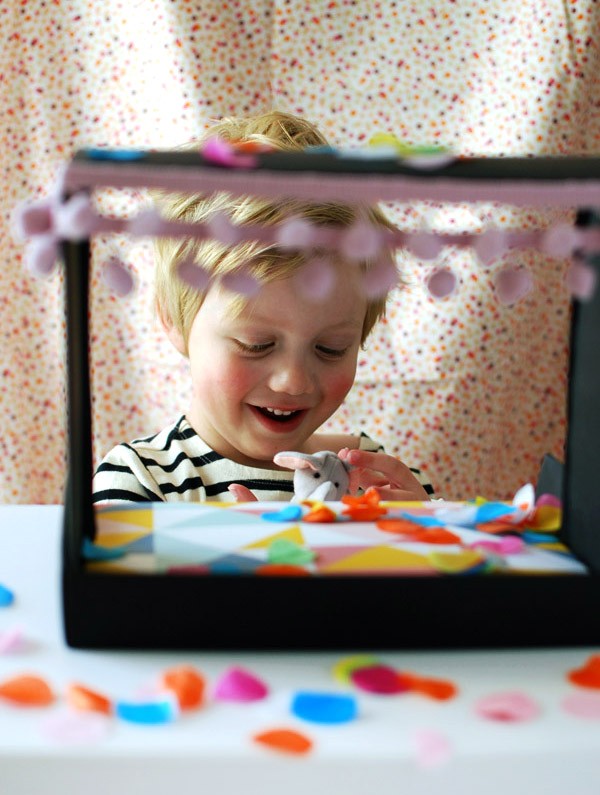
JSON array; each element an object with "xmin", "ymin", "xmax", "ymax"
[{"xmin": 265, "ymin": 407, "xmax": 295, "ymax": 416}]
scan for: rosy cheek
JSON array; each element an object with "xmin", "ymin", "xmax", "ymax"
[{"xmin": 326, "ymin": 371, "xmax": 355, "ymax": 403}]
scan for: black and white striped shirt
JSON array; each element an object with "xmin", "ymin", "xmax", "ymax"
[{"xmin": 92, "ymin": 415, "xmax": 433, "ymax": 504}]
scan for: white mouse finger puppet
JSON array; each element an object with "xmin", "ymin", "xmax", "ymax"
[{"xmin": 273, "ymin": 450, "xmax": 356, "ymax": 503}]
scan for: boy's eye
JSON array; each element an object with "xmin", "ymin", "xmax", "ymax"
[
  {"xmin": 234, "ymin": 340, "xmax": 274, "ymax": 355},
  {"xmin": 316, "ymin": 345, "xmax": 349, "ymax": 359}
]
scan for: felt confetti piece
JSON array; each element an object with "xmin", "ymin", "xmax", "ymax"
[
  {"xmin": 294, "ymin": 257, "xmax": 336, "ymax": 301},
  {"xmin": 253, "ymin": 728, "xmax": 313, "ymax": 755},
  {"xmin": 406, "ymin": 674, "xmax": 458, "ymax": 701},
  {"xmin": 67, "ymin": 683, "xmax": 112, "ymax": 716},
  {"xmin": 522, "ymin": 531, "xmax": 560, "ymax": 545},
  {"xmin": 0, "ymin": 582, "xmax": 15, "ymax": 607},
  {"xmin": 177, "ymin": 257, "xmax": 211, "ymax": 291},
  {"xmin": 54, "ymin": 193, "xmax": 98, "ymax": 239},
  {"xmin": 340, "ymin": 221, "xmax": 383, "ymax": 261},
  {"xmin": 220, "ymin": 269, "xmax": 261, "ymax": 297},
  {"xmin": 426, "ymin": 267, "xmax": 458, "ymax": 299},
  {"xmin": 399, "ymin": 513, "xmax": 445, "ymax": 528},
  {"xmin": 429, "ymin": 549, "xmax": 486, "ymax": 574},
  {"xmin": 276, "ymin": 217, "xmax": 315, "ymax": 249},
  {"xmin": 202, "ymin": 136, "xmax": 256, "ymax": 168},
  {"xmin": 0, "ymin": 625, "xmax": 24, "ymax": 653},
  {"xmin": 561, "ymin": 692, "xmax": 600, "ymax": 720},
  {"xmin": 291, "ymin": 691, "xmax": 358, "ymax": 725},
  {"xmin": 207, "ymin": 211, "xmax": 242, "ymax": 245},
  {"xmin": 350, "ymin": 664, "xmax": 411, "ymax": 695},
  {"xmin": 0, "ymin": 674, "xmax": 55, "ymax": 706},
  {"xmin": 475, "ymin": 691, "xmax": 540, "ymax": 722},
  {"xmin": 473, "ymin": 228, "xmax": 508, "ymax": 267},
  {"xmin": 115, "ymin": 697, "xmax": 178, "ymax": 725},
  {"xmin": 413, "ymin": 728, "xmax": 453, "ymax": 768},
  {"xmin": 261, "ymin": 505, "xmax": 303, "ymax": 522},
  {"xmin": 332, "ymin": 654, "xmax": 381, "ymax": 684},
  {"xmin": 24, "ymin": 235, "xmax": 58, "ymax": 277},
  {"xmin": 41, "ymin": 710, "xmax": 112, "ymax": 746},
  {"xmin": 160, "ymin": 666, "xmax": 205, "ymax": 710},
  {"xmin": 342, "ymin": 504, "xmax": 388, "ymax": 521},
  {"xmin": 303, "ymin": 505, "xmax": 337, "ymax": 523},
  {"xmin": 376, "ymin": 518, "xmax": 426, "ymax": 536},
  {"xmin": 362, "ymin": 258, "xmax": 399, "ymax": 298},
  {"xmin": 525, "ymin": 505, "xmax": 561, "ymax": 532},
  {"xmin": 213, "ymin": 666, "xmax": 269, "ymax": 702},
  {"xmin": 81, "ymin": 537, "xmax": 127, "ymax": 561},
  {"xmin": 540, "ymin": 223, "xmax": 581, "ymax": 258},
  {"xmin": 469, "ymin": 535, "xmax": 524, "ymax": 555},
  {"xmin": 536, "ymin": 493, "xmax": 562, "ymax": 508},
  {"xmin": 256, "ymin": 563, "xmax": 309, "ymax": 576},
  {"xmin": 267, "ymin": 538, "xmax": 315, "ymax": 566},
  {"xmin": 12, "ymin": 199, "xmax": 54, "ymax": 239},
  {"xmin": 407, "ymin": 231, "xmax": 443, "ymax": 260},
  {"xmin": 567, "ymin": 655, "xmax": 600, "ymax": 690}
]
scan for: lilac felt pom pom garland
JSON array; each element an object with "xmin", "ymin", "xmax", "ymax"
[{"xmin": 12, "ymin": 137, "xmax": 600, "ymax": 304}]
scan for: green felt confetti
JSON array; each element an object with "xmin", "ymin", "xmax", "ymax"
[{"xmin": 267, "ymin": 538, "xmax": 315, "ymax": 566}]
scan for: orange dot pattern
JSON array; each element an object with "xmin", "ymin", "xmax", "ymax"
[{"xmin": 0, "ymin": 1, "xmax": 598, "ymax": 502}]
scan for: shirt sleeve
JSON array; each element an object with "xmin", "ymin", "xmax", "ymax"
[{"xmin": 92, "ymin": 444, "xmax": 166, "ymax": 504}]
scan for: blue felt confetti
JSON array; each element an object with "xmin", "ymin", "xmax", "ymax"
[
  {"xmin": 475, "ymin": 503, "xmax": 518, "ymax": 524},
  {"xmin": 84, "ymin": 148, "xmax": 145, "ymax": 161},
  {"xmin": 116, "ymin": 698, "xmax": 178, "ymax": 725},
  {"xmin": 291, "ymin": 691, "xmax": 358, "ymax": 725},
  {"xmin": 261, "ymin": 505, "xmax": 303, "ymax": 522},
  {"xmin": 82, "ymin": 538, "xmax": 127, "ymax": 561},
  {"xmin": 0, "ymin": 583, "xmax": 15, "ymax": 607},
  {"xmin": 522, "ymin": 531, "xmax": 561, "ymax": 545},
  {"xmin": 400, "ymin": 513, "xmax": 445, "ymax": 528}
]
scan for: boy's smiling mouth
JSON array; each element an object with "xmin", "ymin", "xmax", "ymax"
[{"xmin": 249, "ymin": 404, "xmax": 307, "ymax": 430}]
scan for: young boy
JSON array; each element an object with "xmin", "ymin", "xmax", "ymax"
[{"xmin": 92, "ymin": 111, "xmax": 433, "ymax": 504}]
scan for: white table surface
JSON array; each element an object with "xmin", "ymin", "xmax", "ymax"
[{"xmin": 0, "ymin": 504, "xmax": 599, "ymax": 795}]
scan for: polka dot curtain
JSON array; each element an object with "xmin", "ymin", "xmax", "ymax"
[{"xmin": 1, "ymin": 1, "xmax": 598, "ymax": 503}]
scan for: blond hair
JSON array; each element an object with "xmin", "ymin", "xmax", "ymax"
[{"xmin": 154, "ymin": 111, "xmax": 398, "ymax": 355}]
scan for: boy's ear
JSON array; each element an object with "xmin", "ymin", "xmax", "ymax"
[{"xmin": 159, "ymin": 312, "xmax": 187, "ymax": 357}]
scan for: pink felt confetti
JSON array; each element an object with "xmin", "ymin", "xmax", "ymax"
[
  {"xmin": 493, "ymin": 266, "xmax": 533, "ymax": 305},
  {"xmin": 541, "ymin": 223, "xmax": 581, "ymax": 258},
  {"xmin": 220, "ymin": 269, "xmax": 261, "ymax": 297},
  {"xmin": 128, "ymin": 208, "xmax": 169, "ymax": 237},
  {"xmin": 475, "ymin": 691, "xmax": 540, "ymax": 722},
  {"xmin": 177, "ymin": 257, "xmax": 212, "ymax": 291},
  {"xmin": 565, "ymin": 260, "xmax": 597, "ymax": 301},
  {"xmin": 202, "ymin": 136, "xmax": 256, "ymax": 168},
  {"xmin": 12, "ymin": 199, "xmax": 54, "ymax": 240},
  {"xmin": 350, "ymin": 664, "xmax": 411, "ymax": 695},
  {"xmin": 208, "ymin": 211, "xmax": 242, "ymax": 246},
  {"xmin": 426, "ymin": 267, "xmax": 458, "ymax": 299},
  {"xmin": 561, "ymin": 692, "xmax": 600, "ymax": 720},
  {"xmin": 469, "ymin": 535, "xmax": 524, "ymax": 554},
  {"xmin": 413, "ymin": 728, "xmax": 453, "ymax": 768},
  {"xmin": 362, "ymin": 258, "xmax": 399, "ymax": 297},
  {"xmin": 101, "ymin": 257, "xmax": 135, "ymax": 297},
  {"xmin": 276, "ymin": 217, "xmax": 315, "ymax": 249},
  {"xmin": 0, "ymin": 626, "xmax": 24, "ymax": 654},
  {"xmin": 41, "ymin": 709, "xmax": 112, "ymax": 745},
  {"xmin": 294, "ymin": 257, "xmax": 336, "ymax": 300},
  {"xmin": 536, "ymin": 493, "xmax": 562, "ymax": 508},
  {"xmin": 340, "ymin": 221, "xmax": 383, "ymax": 261},
  {"xmin": 474, "ymin": 229, "xmax": 508, "ymax": 267},
  {"xmin": 407, "ymin": 231, "xmax": 443, "ymax": 260},
  {"xmin": 24, "ymin": 235, "xmax": 58, "ymax": 277},
  {"xmin": 213, "ymin": 667, "xmax": 269, "ymax": 702}
]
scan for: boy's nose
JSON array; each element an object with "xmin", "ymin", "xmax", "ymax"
[{"xmin": 268, "ymin": 359, "xmax": 315, "ymax": 396}]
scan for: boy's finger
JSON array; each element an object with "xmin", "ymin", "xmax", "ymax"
[
  {"xmin": 228, "ymin": 484, "xmax": 258, "ymax": 502},
  {"xmin": 344, "ymin": 449, "xmax": 417, "ymax": 488}
]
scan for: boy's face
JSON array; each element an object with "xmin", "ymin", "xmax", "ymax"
[{"xmin": 177, "ymin": 264, "xmax": 368, "ymax": 468}]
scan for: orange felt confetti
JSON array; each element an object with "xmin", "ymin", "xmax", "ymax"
[
  {"xmin": 253, "ymin": 727, "xmax": 313, "ymax": 755},
  {"xmin": 161, "ymin": 665, "xmax": 205, "ymax": 710},
  {"xmin": 408, "ymin": 675, "xmax": 458, "ymax": 701},
  {"xmin": 568, "ymin": 655, "xmax": 600, "ymax": 690},
  {"xmin": 376, "ymin": 518, "xmax": 424, "ymax": 535},
  {"xmin": 0, "ymin": 674, "xmax": 55, "ymax": 706},
  {"xmin": 67, "ymin": 683, "xmax": 112, "ymax": 715},
  {"xmin": 303, "ymin": 505, "xmax": 337, "ymax": 523},
  {"xmin": 343, "ymin": 504, "xmax": 388, "ymax": 521},
  {"xmin": 256, "ymin": 563, "xmax": 310, "ymax": 576},
  {"xmin": 342, "ymin": 487, "xmax": 381, "ymax": 508}
]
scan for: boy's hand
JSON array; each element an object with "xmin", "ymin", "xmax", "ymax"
[
  {"xmin": 338, "ymin": 448, "xmax": 430, "ymax": 502},
  {"xmin": 228, "ymin": 484, "xmax": 258, "ymax": 502}
]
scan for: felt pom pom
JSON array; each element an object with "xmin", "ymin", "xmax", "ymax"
[
  {"xmin": 12, "ymin": 199, "xmax": 54, "ymax": 241},
  {"xmin": 565, "ymin": 259, "xmax": 597, "ymax": 301},
  {"xmin": 24, "ymin": 235, "xmax": 58, "ymax": 277},
  {"xmin": 54, "ymin": 193, "xmax": 98, "ymax": 240},
  {"xmin": 177, "ymin": 257, "xmax": 211, "ymax": 291},
  {"xmin": 340, "ymin": 221, "xmax": 382, "ymax": 261},
  {"xmin": 101, "ymin": 257, "xmax": 135, "ymax": 297},
  {"xmin": 493, "ymin": 266, "xmax": 533, "ymax": 305},
  {"xmin": 128, "ymin": 208, "xmax": 168, "ymax": 237},
  {"xmin": 208, "ymin": 212, "xmax": 242, "ymax": 246},
  {"xmin": 474, "ymin": 229, "xmax": 508, "ymax": 267},
  {"xmin": 294, "ymin": 257, "xmax": 336, "ymax": 300},
  {"xmin": 220, "ymin": 269, "xmax": 261, "ymax": 297},
  {"xmin": 276, "ymin": 217, "xmax": 315, "ymax": 250},
  {"xmin": 362, "ymin": 258, "xmax": 399, "ymax": 297},
  {"xmin": 426, "ymin": 267, "xmax": 458, "ymax": 299},
  {"xmin": 540, "ymin": 223, "xmax": 582, "ymax": 258},
  {"xmin": 406, "ymin": 231, "xmax": 443, "ymax": 261}
]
